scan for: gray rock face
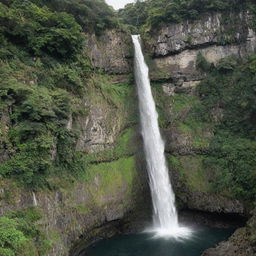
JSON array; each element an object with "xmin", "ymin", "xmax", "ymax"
[
  {"xmin": 87, "ymin": 30, "xmax": 133, "ymax": 74},
  {"xmin": 148, "ymin": 11, "xmax": 253, "ymax": 57},
  {"xmin": 73, "ymin": 75, "xmax": 133, "ymax": 154},
  {"xmin": 74, "ymin": 100, "xmax": 118, "ymax": 154},
  {"xmin": 145, "ymin": 11, "xmax": 256, "ymax": 82},
  {"xmin": 183, "ymin": 193, "xmax": 244, "ymax": 214}
]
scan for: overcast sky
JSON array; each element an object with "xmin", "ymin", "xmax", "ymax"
[{"xmin": 105, "ymin": 0, "xmax": 135, "ymax": 10}]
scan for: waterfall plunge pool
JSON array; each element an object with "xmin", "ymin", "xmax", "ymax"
[{"xmin": 84, "ymin": 227, "xmax": 234, "ymax": 256}]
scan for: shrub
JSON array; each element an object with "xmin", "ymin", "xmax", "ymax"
[
  {"xmin": 0, "ymin": 207, "xmax": 51, "ymax": 256},
  {"xmin": 0, "ymin": 217, "xmax": 27, "ymax": 256},
  {"xmin": 0, "ymin": 1, "xmax": 84, "ymax": 58}
]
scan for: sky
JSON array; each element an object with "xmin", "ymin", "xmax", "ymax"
[{"xmin": 105, "ymin": 0, "xmax": 135, "ymax": 10}]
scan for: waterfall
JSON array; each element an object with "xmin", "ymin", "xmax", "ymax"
[
  {"xmin": 32, "ymin": 192, "xmax": 38, "ymax": 206},
  {"xmin": 132, "ymin": 35, "xmax": 191, "ymax": 238}
]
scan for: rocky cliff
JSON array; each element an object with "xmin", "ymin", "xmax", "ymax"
[
  {"xmin": 87, "ymin": 30, "xmax": 133, "ymax": 74},
  {"xmin": 0, "ymin": 156, "xmax": 149, "ymax": 255},
  {"xmin": 145, "ymin": 11, "xmax": 256, "ymax": 83},
  {"xmin": 1, "ymin": 9, "xmax": 256, "ymax": 256},
  {"xmin": 0, "ymin": 28, "xmax": 146, "ymax": 256},
  {"xmin": 140, "ymin": 11, "xmax": 256, "ymax": 214},
  {"xmin": 71, "ymin": 12, "xmax": 256, "ymax": 253},
  {"xmin": 140, "ymin": 11, "xmax": 256, "ymax": 256}
]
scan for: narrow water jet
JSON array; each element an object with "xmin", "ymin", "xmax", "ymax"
[{"xmin": 132, "ymin": 35, "xmax": 191, "ymax": 238}]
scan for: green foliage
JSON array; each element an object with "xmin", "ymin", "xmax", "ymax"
[
  {"xmin": 0, "ymin": 207, "xmax": 50, "ymax": 256},
  {"xmin": 83, "ymin": 157, "xmax": 136, "ymax": 197},
  {"xmin": 197, "ymin": 56, "xmax": 256, "ymax": 137},
  {"xmin": 119, "ymin": 0, "xmax": 253, "ymax": 30},
  {"xmin": 118, "ymin": 0, "xmax": 148, "ymax": 28},
  {"xmin": 0, "ymin": 217, "xmax": 27, "ymax": 255},
  {"xmin": 92, "ymin": 74, "xmax": 134, "ymax": 109},
  {"xmin": 0, "ymin": 67, "xmax": 73, "ymax": 187},
  {"xmin": 0, "ymin": 39, "xmax": 91, "ymax": 188},
  {"xmin": 196, "ymin": 52, "xmax": 214, "ymax": 73},
  {"xmin": 205, "ymin": 133, "xmax": 256, "ymax": 200},
  {"xmin": 0, "ymin": 0, "xmax": 84, "ymax": 58},
  {"xmin": 54, "ymin": 129, "xmax": 86, "ymax": 176},
  {"xmin": 169, "ymin": 155, "xmax": 211, "ymax": 193},
  {"xmin": 249, "ymin": 2, "xmax": 256, "ymax": 32},
  {"xmin": 30, "ymin": 0, "xmax": 120, "ymax": 34},
  {"xmin": 195, "ymin": 55, "xmax": 256, "ymax": 201}
]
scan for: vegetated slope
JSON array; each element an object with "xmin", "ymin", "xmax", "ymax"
[
  {"xmin": 118, "ymin": 0, "xmax": 256, "ymax": 31},
  {"xmin": 151, "ymin": 54, "xmax": 256, "ymax": 204},
  {"xmin": 195, "ymin": 55, "xmax": 256, "ymax": 202},
  {"xmin": 0, "ymin": 0, "xmax": 89, "ymax": 188},
  {"xmin": 0, "ymin": 1, "xmax": 136, "ymax": 254}
]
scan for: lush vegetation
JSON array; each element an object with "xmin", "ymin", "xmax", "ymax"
[
  {"xmin": 1, "ymin": 0, "xmax": 120, "ymax": 35},
  {"xmin": 0, "ymin": 207, "xmax": 51, "ymax": 256},
  {"xmin": 195, "ymin": 55, "xmax": 256, "ymax": 201},
  {"xmin": 0, "ymin": 0, "xmax": 95, "ymax": 188},
  {"xmin": 0, "ymin": 0, "xmax": 137, "ymax": 189},
  {"xmin": 118, "ymin": 1, "xmax": 148, "ymax": 28},
  {"xmin": 154, "ymin": 53, "xmax": 256, "ymax": 202},
  {"xmin": 0, "ymin": 1, "xmax": 84, "ymax": 59},
  {"xmin": 0, "ymin": 43, "xmax": 91, "ymax": 188},
  {"xmin": 0, "ymin": 2, "xmax": 256, "ymax": 254},
  {"xmin": 118, "ymin": 0, "xmax": 255, "ymax": 31}
]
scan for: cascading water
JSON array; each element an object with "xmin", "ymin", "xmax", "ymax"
[{"xmin": 132, "ymin": 35, "xmax": 191, "ymax": 238}]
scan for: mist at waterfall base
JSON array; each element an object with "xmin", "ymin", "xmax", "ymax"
[{"xmin": 132, "ymin": 34, "xmax": 191, "ymax": 238}]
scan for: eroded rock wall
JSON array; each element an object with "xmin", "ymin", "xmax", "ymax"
[{"xmin": 144, "ymin": 11, "xmax": 256, "ymax": 85}]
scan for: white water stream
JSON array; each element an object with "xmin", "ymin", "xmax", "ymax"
[{"xmin": 132, "ymin": 35, "xmax": 191, "ymax": 238}]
